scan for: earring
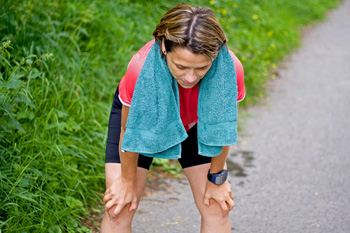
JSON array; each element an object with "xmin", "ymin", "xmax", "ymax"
[{"xmin": 163, "ymin": 51, "xmax": 167, "ymax": 55}]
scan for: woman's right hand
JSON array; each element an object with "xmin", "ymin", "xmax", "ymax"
[{"xmin": 103, "ymin": 177, "xmax": 138, "ymax": 217}]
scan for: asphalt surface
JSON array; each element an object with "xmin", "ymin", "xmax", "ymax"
[{"xmin": 132, "ymin": 1, "xmax": 350, "ymax": 232}]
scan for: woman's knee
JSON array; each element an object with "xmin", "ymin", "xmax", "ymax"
[
  {"xmin": 199, "ymin": 200, "xmax": 230, "ymax": 225},
  {"xmin": 102, "ymin": 205, "xmax": 137, "ymax": 230}
]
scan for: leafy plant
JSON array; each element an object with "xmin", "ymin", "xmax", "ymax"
[{"xmin": 151, "ymin": 158, "xmax": 183, "ymax": 178}]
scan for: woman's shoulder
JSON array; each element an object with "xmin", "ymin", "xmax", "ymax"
[
  {"xmin": 136, "ymin": 39, "xmax": 156, "ymax": 58},
  {"xmin": 118, "ymin": 39, "xmax": 156, "ymax": 106},
  {"xmin": 227, "ymin": 49, "xmax": 243, "ymax": 72},
  {"xmin": 228, "ymin": 48, "xmax": 245, "ymax": 102},
  {"xmin": 124, "ymin": 39, "xmax": 155, "ymax": 78}
]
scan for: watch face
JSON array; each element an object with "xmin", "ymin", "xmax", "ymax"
[
  {"xmin": 214, "ymin": 171, "xmax": 228, "ymax": 185},
  {"xmin": 215, "ymin": 176, "xmax": 224, "ymax": 184}
]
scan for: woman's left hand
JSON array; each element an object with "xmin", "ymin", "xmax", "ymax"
[{"xmin": 203, "ymin": 180, "xmax": 235, "ymax": 215}]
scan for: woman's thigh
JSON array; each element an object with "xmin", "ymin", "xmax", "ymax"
[{"xmin": 183, "ymin": 163, "xmax": 210, "ymax": 210}]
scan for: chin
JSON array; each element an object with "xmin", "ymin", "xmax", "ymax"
[{"xmin": 180, "ymin": 83, "xmax": 196, "ymax": 88}]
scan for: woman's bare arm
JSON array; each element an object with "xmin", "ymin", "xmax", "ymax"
[
  {"xmin": 103, "ymin": 105, "xmax": 140, "ymax": 217},
  {"xmin": 119, "ymin": 105, "xmax": 139, "ymax": 182}
]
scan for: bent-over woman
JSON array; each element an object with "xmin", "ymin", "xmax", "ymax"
[{"xmin": 102, "ymin": 3, "xmax": 246, "ymax": 233}]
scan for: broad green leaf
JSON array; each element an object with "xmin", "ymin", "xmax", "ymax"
[
  {"xmin": 25, "ymin": 59, "xmax": 33, "ymax": 65},
  {"xmin": 7, "ymin": 117, "xmax": 25, "ymax": 132},
  {"xmin": 0, "ymin": 77, "xmax": 23, "ymax": 89},
  {"xmin": 28, "ymin": 68, "xmax": 41, "ymax": 79},
  {"xmin": 66, "ymin": 196, "xmax": 84, "ymax": 208},
  {"xmin": 49, "ymin": 225, "xmax": 62, "ymax": 233},
  {"xmin": 14, "ymin": 95, "xmax": 35, "ymax": 108}
]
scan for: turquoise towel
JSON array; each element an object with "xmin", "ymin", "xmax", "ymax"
[{"xmin": 121, "ymin": 40, "xmax": 237, "ymax": 159}]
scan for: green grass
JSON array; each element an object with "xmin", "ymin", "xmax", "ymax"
[{"xmin": 0, "ymin": 0, "xmax": 342, "ymax": 232}]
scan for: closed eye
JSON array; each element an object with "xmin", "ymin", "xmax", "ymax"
[
  {"xmin": 176, "ymin": 64, "xmax": 186, "ymax": 70},
  {"xmin": 176, "ymin": 65, "xmax": 209, "ymax": 70},
  {"xmin": 197, "ymin": 66, "xmax": 209, "ymax": 70}
]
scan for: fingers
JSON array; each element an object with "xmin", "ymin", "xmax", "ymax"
[
  {"xmin": 105, "ymin": 198, "xmax": 117, "ymax": 210},
  {"xmin": 229, "ymin": 191, "xmax": 234, "ymax": 200},
  {"xmin": 112, "ymin": 203, "xmax": 124, "ymax": 217},
  {"xmin": 104, "ymin": 188, "xmax": 110, "ymax": 196},
  {"xmin": 227, "ymin": 198, "xmax": 235, "ymax": 212},
  {"xmin": 103, "ymin": 192, "xmax": 125, "ymax": 213},
  {"xmin": 106, "ymin": 200, "xmax": 127, "ymax": 217},
  {"xmin": 218, "ymin": 196, "xmax": 235, "ymax": 215},
  {"xmin": 109, "ymin": 202, "xmax": 138, "ymax": 217},
  {"xmin": 129, "ymin": 200, "xmax": 138, "ymax": 212},
  {"xmin": 204, "ymin": 191, "xmax": 235, "ymax": 215},
  {"xmin": 104, "ymin": 194, "xmax": 139, "ymax": 217},
  {"xmin": 104, "ymin": 193, "xmax": 116, "ymax": 211},
  {"xmin": 203, "ymin": 195, "xmax": 210, "ymax": 207},
  {"xmin": 220, "ymin": 201, "xmax": 229, "ymax": 215},
  {"xmin": 103, "ymin": 193, "xmax": 112, "ymax": 204}
]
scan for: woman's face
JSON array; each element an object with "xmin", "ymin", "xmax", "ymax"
[{"xmin": 163, "ymin": 45, "xmax": 213, "ymax": 89}]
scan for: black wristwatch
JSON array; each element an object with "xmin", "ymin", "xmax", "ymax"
[{"xmin": 207, "ymin": 169, "xmax": 228, "ymax": 185}]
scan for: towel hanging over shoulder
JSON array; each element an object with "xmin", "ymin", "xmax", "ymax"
[{"xmin": 121, "ymin": 40, "xmax": 238, "ymax": 159}]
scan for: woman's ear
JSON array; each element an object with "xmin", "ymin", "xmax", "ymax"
[{"xmin": 161, "ymin": 38, "xmax": 167, "ymax": 54}]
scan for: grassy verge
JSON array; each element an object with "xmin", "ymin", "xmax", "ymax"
[{"xmin": 0, "ymin": 0, "xmax": 342, "ymax": 232}]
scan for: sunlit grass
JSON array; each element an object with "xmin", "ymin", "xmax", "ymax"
[{"xmin": 0, "ymin": 0, "xmax": 342, "ymax": 231}]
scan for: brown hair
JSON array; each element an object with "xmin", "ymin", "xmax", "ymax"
[{"xmin": 152, "ymin": 3, "xmax": 227, "ymax": 60}]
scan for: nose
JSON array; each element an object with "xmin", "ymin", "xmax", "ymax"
[{"xmin": 184, "ymin": 71, "xmax": 197, "ymax": 83}]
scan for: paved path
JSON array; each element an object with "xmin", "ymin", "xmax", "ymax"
[{"xmin": 132, "ymin": 1, "xmax": 350, "ymax": 232}]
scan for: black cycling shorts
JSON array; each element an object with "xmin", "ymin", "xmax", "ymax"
[{"xmin": 105, "ymin": 86, "xmax": 211, "ymax": 170}]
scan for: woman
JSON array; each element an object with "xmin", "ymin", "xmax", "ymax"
[{"xmin": 102, "ymin": 3, "xmax": 245, "ymax": 233}]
